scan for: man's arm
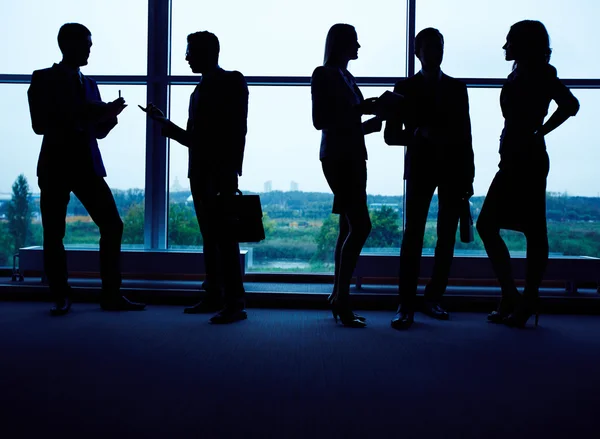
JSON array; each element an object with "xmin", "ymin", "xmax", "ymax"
[
  {"xmin": 161, "ymin": 91, "xmax": 196, "ymax": 147},
  {"xmin": 27, "ymin": 70, "xmax": 52, "ymax": 135},
  {"xmin": 457, "ymin": 83, "xmax": 475, "ymax": 194},
  {"xmin": 225, "ymin": 72, "xmax": 249, "ymax": 175},
  {"xmin": 90, "ymin": 82, "xmax": 118, "ymax": 139},
  {"xmin": 162, "ymin": 120, "xmax": 193, "ymax": 147},
  {"xmin": 383, "ymin": 82, "xmax": 412, "ymax": 146}
]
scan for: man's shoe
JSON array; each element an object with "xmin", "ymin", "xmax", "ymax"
[
  {"xmin": 50, "ymin": 296, "xmax": 72, "ymax": 316},
  {"xmin": 422, "ymin": 302, "xmax": 450, "ymax": 320},
  {"xmin": 209, "ymin": 307, "xmax": 247, "ymax": 324},
  {"xmin": 184, "ymin": 299, "xmax": 222, "ymax": 314},
  {"xmin": 100, "ymin": 295, "xmax": 146, "ymax": 311},
  {"xmin": 391, "ymin": 309, "xmax": 414, "ymax": 330}
]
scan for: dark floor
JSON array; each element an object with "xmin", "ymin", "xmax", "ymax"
[{"xmin": 1, "ymin": 302, "xmax": 599, "ymax": 438}]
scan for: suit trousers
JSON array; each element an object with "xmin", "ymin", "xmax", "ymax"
[
  {"xmin": 398, "ymin": 176, "xmax": 463, "ymax": 311},
  {"xmin": 38, "ymin": 173, "xmax": 123, "ymax": 298},
  {"xmin": 190, "ymin": 172, "xmax": 245, "ymax": 308}
]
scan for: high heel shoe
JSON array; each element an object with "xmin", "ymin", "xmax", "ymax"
[
  {"xmin": 331, "ymin": 300, "xmax": 367, "ymax": 328},
  {"xmin": 328, "ymin": 292, "xmax": 366, "ymax": 322},
  {"xmin": 503, "ymin": 301, "xmax": 539, "ymax": 328},
  {"xmin": 488, "ymin": 293, "xmax": 520, "ymax": 324}
]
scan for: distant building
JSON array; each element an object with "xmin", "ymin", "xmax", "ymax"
[
  {"xmin": 369, "ymin": 203, "xmax": 401, "ymax": 213},
  {"xmin": 290, "ymin": 181, "xmax": 299, "ymax": 191},
  {"xmin": 264, "ymin": 180, "xmax": 272, "ymax": 192},
  {"xmin": 171, "ymin": 177, "xmax": 184, "ymax": 193}
]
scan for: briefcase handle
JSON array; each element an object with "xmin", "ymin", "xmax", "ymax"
[{"xmin": 217, "ymin": 189, "xmax": 244, "ymax": 197}]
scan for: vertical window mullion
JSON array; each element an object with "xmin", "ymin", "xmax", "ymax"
[{"xmin": 144, "ymin": 0, "xmax": 171, "ymax": 249}]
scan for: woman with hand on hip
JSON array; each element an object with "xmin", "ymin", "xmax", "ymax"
[
  {"xmin": 477, "ymin": 20, "xmax": 579, "ymax": 328},
  {"xmin": 311, "ymin": 23, "xmax": 382, "ymax": 327}
]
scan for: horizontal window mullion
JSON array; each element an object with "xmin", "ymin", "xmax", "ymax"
[
  {"xmin": 2, "ymin": 74, "xmax": 600, "ymax": 89},
  {"xmin": 0, "ymin": 74, "xmax": 148, "ymax": 84}
]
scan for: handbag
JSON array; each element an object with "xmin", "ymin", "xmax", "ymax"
[
  {"xmin": 459, "ymin": 198, "xmax": 474, "ymax": 243},
  {"xmin": 216, "ymin": 189, "xmax": 266, "ymax": 243}
]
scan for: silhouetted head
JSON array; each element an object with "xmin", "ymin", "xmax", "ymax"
[
  {"xmin": 415, "ymin": 28, "xmax": 444, "ymax": 71},
  {"xmin": 58, "ymin": 23, "xmax": 92, "ymax": 68},
  {"xmin": 503, "ymin": 20, "xmax": 552, "ymax": 68},
  {"xmin": 186, "ymin": 31, "xmax": 220, "ymax": 74},
  {"xmin": 323, "ymin": 24, "xmax": 360, "ymax": 67}
]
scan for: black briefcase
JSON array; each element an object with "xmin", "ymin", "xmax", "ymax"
[
  {"xmin": 216, "ymin": 189, "xmax": 266, "ymax": 243},
  {"xmin": 459, "ymin": 198, "xmax": 474, "ymax": 243}
]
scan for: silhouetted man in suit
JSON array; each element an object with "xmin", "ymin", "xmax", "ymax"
[
  {"xmin": 142, "ymin": 31, "xmax": 249, "ymax": 324},
  {"xmin": 27, "ymin": 23, "xmax": 146, "ymax": 315},
  {"xmin": 384, "ymin": 28, "xmax": 474, "ymax": 329}
]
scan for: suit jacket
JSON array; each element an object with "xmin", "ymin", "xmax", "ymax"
[
  {"xmin": 164, "ymin": 67, "xmax": 249, "ymax": 178},
  {"xmin": 27, "ymin": 63, "xmax": 117, "ymax": 179},
  {"xmin": 384, "ymin": 72, "xmax": 474, "ymax": 185},
  {"xmin": 311, "ymin": 65, "xmax": 367, "ymax": 162}
]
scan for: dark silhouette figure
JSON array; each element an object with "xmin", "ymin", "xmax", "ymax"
[
  {"xmin": 477, "ymin": 20, "xmax": 579, "ymax": 328},
  {"xmin": 384, "ymin": 28, "xmax": 474, "ymax": 329},
  {"xmin": 27, "ymin": 23, "xmax": 146, "ymax": 316},
  {"xmin": 142, "ymin": 31, "xmax": 249, "ymax": 324},
  {"xmin": 311, "ymin": 23, "xmax": 382, "ymax": 328}
]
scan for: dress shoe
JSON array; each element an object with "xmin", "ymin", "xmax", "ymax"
[
  {"xmin": 209, "ymin": 307, "xmax": 248, "ymax": 324},
  {"xmin": 391, "ymin": 309, "xmax": 414, "ymax": 330},
  {"xmin": 184, "ymin": 299, "xmax": 222, "ymax": 314},
  {"xmin": 488, "ymin": 294, "xmax": 520, "ymax": 323},
  {"xmin": 100, "ymin": 295, "xmax": 146, "ymax": 311},
  {"xmin": 422, "ymin": 302, "xmax": 450, "ymax": 320},
  {"xmin": 50, "ymin": 296, "xmax": 72, "ymax": 316}
]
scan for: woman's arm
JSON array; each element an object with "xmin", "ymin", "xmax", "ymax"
[
  {"xmin": 537, "ymin": 76, "xmax": 580, "ymax": 138},
  {"xmin": 311, "ymin": 67, "xmax": 369, "ymax": 131}
]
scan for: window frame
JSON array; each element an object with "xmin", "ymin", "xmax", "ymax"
[{"xmin": 0, "ymin": 0, "xmax": 599, "ymax": 282}]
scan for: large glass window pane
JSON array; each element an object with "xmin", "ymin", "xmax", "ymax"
[
  {"xmin": 425, "ymin": 87, "xmax": 600, "ymax": 258},
  {"xmin": 416, "ymin": 0, "xmax": 600, "ymax": 78},
  {"xmin": 0, "ymin": 0, "xmax": 148, "ymax": 75},
  {"xmin": 0, "ymin": 84, "xmax": 146, "ymax": 268},
  {"xmin": 168, "ymin": 84, "xmax": 405, "ymax": 272},
  {"xmin": 171, "ymin": 0, "xmax": 407, "ymax": 77}
]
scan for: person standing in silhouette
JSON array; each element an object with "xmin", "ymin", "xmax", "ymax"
[
  {"xmin": 311, "ymin": 23, "xmax": 382, "ymax": 328},
  {"xmin": 27, "ymin": 23, "xmax": 146, "ymax": 316},
  {"xmin": 477, "ymin": 20, "xmax": 579, "ymax": 328},
  {"xmin": 384, "ymin": 28, "xmax": 474, "ymax": 329},
  {"xmin": 142, "ymin": 31, "xmax": 249, "ymax": 324}
]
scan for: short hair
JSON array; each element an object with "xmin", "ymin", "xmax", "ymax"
[
  {"xmin": 415, "ymin": 27, "xmax": 444, "ymax": 55},
  {"xmin": 187, "ymin": 31, "xmax": 220, "ymax": 60},
  {"xmin": 323, "ymin": 23, "xmax": 357, "ymax": 66},
  {"xmin": 57, "ymin": 23, "xmax": 91, "ymax": 52}
]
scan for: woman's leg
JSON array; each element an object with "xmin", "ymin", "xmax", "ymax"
[
  {"xmin": 336, "ymin": 206, "xmax": 372, "ymax": 303},
  {"xmin": 523, "ymin": 225, "xmax": 549, "ymax": 300},
  {"xmin": 331, "ymin": 214, "xmax": 350, "ymax": 301},
  {"xmin": 523, "ymin": 155, "xmax": 550, "ymax": 302},
  {"xmin": 476, "ymin": 173, "xmax": 518, "ymax": 298}
]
